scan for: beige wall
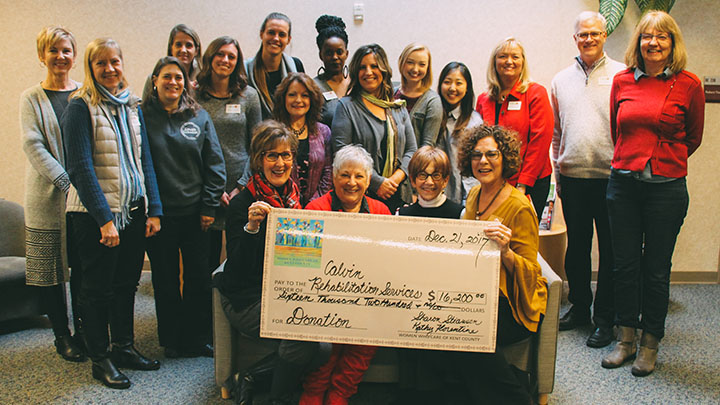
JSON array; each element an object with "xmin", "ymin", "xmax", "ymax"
[{"xmin": 1, "ymin": 0, "xmax": 718, "ymax": 276}]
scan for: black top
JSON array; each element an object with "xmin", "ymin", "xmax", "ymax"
[
  {"xmin": 215, "ymin": 188, "xmax": 266, "ymax": 309},
  {"xmin": 267, "ymin": 56, "xmax": 305, "ymax": 101},
  {"xmin": 44, "ymin": 89, "xmax": 74, "ymax": 123},
  {"xmin": 397, "ymin": 198, "xmax": 464, "ymax": 219},
  {"xmin": 296, "ymin": 137, "xmax": 309, "ymax": 197}
]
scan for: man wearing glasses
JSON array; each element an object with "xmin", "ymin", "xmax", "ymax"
[{"xmin": 550, "ymin": 11, "xmax": 625, "ymax": 348}]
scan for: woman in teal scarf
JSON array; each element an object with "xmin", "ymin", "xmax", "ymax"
[{"xmin": 331, "ymin": 44, "xmax": 417, "ymax": 212}]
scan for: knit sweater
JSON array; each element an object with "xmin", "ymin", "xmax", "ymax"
[
  {"xmin": 551, "ymin": 55, "xmax": 625, "ymax": 179},
  {"xmin": 143, "ymin": 102, "xmax": 226, "ymax": 217},
  {"xmin": 20, "ymin": 83, "xmax": 79, "ymax": 285},
  {"xmin": 610, "ymin": 69, "xmax": 704, "ymax": 177},
  {"xmin": 394, "ymin": 87, "xmax": 444, "ymax": 147}
]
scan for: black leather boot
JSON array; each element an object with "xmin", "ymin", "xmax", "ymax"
[
  {"xmin": 231, "ymin": 352, "xmax": 277, "ymax": 405},
  {"xmin": 111, "ymin": 344, "xmax": 161, "ymax": 370},
  {"xmin": 55, "ymin": 334, "xmax": 86, "ymax": 362},
  {"xmin": 92, "ymin": 358, "xmax": 130, "ymax": 389}
]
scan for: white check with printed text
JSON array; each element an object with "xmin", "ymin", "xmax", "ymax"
[{"xmin": 260, "ymin": 208, "xmax": 501, "ymax": 352}]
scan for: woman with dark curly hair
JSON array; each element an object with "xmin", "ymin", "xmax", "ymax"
[
  {"xmin": 271, "ymin": 72, "xmax": 332, "ymax": 206},
  {"xmin": 430, "ymin": 125, "xmax": 547, "ymax": 404}
]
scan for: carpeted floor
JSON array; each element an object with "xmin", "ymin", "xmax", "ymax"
[{"xmin": 1, "ymin": 273, "xmax": 718, "ymax": 404}]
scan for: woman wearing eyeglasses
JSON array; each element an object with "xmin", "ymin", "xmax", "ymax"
[
  {"xmin": 602, "ymin": 11, "xmax": 704, "ymax": 377},
  {"xmin": 215, "ymin": 120, "xmax": 325, "ymax": 404},
  {"xmin": 429, "ymin": 124, "xmax": 546, "ymax": 404}
]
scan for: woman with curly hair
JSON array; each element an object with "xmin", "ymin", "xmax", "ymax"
[{"xmin": 428, "ymin": 125, "xmax": 547, "ymax": 404}]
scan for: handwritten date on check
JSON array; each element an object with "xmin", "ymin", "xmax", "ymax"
[{"xmin": 260, "ymin": 209, "xmax": 501, "ymax": 352}]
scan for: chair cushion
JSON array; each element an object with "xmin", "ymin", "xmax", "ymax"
[{"xmin": 0, "ymin": 256, "xmax": 26, "ymax": 283}]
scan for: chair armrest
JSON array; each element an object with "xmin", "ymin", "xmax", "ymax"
[
  {"xmin": 212, "ymin": 262, "xmax": 234, "ymax": 388},
  {"xmin": 536, "ymin": 253, "xmax": 561, "ymax": 395}
]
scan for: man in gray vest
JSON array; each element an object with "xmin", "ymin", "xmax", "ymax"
[{"xmin": 551, "ymin": 11, "xmax": 625, "ymax": 347}]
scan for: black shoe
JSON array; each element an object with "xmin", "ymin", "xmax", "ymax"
[
  {"xmin": 92, "ymin": 358, "xmax": 131, "ymax": 389},
  {"xmin": 55, "ymin": 335, "xmax": 86, "ymax": 362},
  {"xmin": 111, "ymin": 345, "xmax": 161, "ymax": 370},
  {"xmin": 586, "ymin": 326, "xmax": 614, "ymax": 348},
  {"xmin": 232, "ymin": 372, "xmax": 255, "ymax": 405},
  {"xmin": 559, "ymin": 307, "xmax": 591, "ymax": 331},
  {"xmin": 183, "ymin": 343, "xmax": 214, "ymax": 358},
  {"xmin": 164, "ymin": 347, "xmax": 182, "ymax": 359}
]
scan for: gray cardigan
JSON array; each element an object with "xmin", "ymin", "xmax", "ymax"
[
  {"xmin": 19, "ymin": 83, "xmax": 79, "ymax": 285},
  {"xmin": 331, "ymin": 96, "xmax": 417, "ymax": 202},
  {"xmin": 438, "ymin": 111, "xmax": 483, "ymax": 204},
  {"xmin": 395, "ymin": 88, "xmax": 444, "ymax": 147}
]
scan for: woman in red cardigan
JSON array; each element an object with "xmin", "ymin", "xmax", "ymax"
[
  {"xmin": 601, "ymin": 11, "xmax": 704, "ymax": 377},
  {"xmin": 300, "ymin": 144, "xmax": 389, "ymax": 405},
  {"xmin": 475, "ymin": 37, "xmax": 553, "ymax": 220}
]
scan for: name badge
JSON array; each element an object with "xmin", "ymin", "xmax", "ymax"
[
  {"xmin": 507, "ymin": 101, "xmax": 522, "ymax": 111},
  {"xmin": 598, "ymin": 76, "xmax": 612, "ymax": 86},
  {"xmin": 323, "ymin": 91, "xmax": 338, "ymax": 101},
  {"xmin": 226, "ymin": 104, "xmax": 242, "ymax": 114}
]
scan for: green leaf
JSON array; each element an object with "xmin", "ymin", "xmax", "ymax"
[
  {"xmin": 599, "ymin": 0, "xmax": 629, "ymax": 35},
  {"xmin": 635, "ymin": 0, "xmax": 676, "ymax": 13}
]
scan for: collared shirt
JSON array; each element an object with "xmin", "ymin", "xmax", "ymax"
[
  {"xmin": 330, "ymin": 190, "xmax": 371, "ymax": 213},
  {"xmin": 446, "ymin": 106, "xmax": 461, "ymax": 135},
  {"xmin": 633, "ymin": 66, "xmax": 674, "ymax": 81},
  {"xmin": 575, "ymin": 54, "xmax": 607, "ymax": 76}
]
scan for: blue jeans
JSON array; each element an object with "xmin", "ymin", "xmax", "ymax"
[{"xmin": 606, "ymin": 172, "xmax": 688, "ymax": 339}]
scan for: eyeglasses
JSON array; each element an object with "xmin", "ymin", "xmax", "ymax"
[
  {"xmin": 263, "ymin": 151, "xmax": 293, "ymax": 162},
  {"xmin": 416, "ymin": 172, "xmax": 444, "ymax": 181},
  {"xmin": 471, "ymin": 150, "xmax": 501, "ymax": 161},
  {"xmin": 576, "ymin": 31, "xmax": 604, "ymax": 40},
  {"xmin": 640, "ymin": 33, "xmax": 671, "ymax": 42}
]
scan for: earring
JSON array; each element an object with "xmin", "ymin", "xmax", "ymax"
[
  {"xmin": 317, "ymin": 66, "xmax": 325, "ymax": 77},
  {"xmin": 343, "ymin": 65, "xmax": 349, "ymax": 79}
]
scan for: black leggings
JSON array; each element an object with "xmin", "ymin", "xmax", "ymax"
[{"xmin": 33, "ymin": 284, "xmax": 71, "ymax": 338}]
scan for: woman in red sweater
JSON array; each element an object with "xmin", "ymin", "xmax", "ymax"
[
  {"xmin": 475, "ymin": 37, "xmax": 553, "ymax": 220},
  {"xmin": 602, "ymin": 11, "xmax": 704, "ymax": 377},
  {"xmin": 300, "ymin": 145, "xmax": 389, "ymax": 405}
]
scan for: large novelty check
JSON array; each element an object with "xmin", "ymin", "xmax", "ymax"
[{"xmin": 260, "ymin": 208, "xmax": 501, "ymax": 352}]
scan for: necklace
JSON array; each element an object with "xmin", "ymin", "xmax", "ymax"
[
  {"xmin": 290, "ymin": 124, "xmax": 306, "ymax": 137},
  {"xmin": 475, "ymin": 181, "xmax": 506, "ymax": 220}
]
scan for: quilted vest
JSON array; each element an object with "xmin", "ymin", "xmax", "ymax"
[{"xmin": 66, "ymin": 95, "xmax": 145, "ymax": 216}]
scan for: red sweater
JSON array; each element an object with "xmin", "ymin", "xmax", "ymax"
[
  {"xmin": 476, "ymin": 82, "xmax": 554, "ymax": 187},
  {"xmin": 304, "ymin": 191, "xmax": 391, "ymax": 215},
  {"xmin": 610, "ymin": 69, "xmax": 704, "ymax": 177}
]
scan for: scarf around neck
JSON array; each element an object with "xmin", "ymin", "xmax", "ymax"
[
  {"xmin": 361, "ymin": 91, "xmax": 406, "ymax": 178},
  {"xmin": 246, "ymin": 173, "xmax": 302, "ymax": 209},
  {"xmin": 98, "ymin": 84, "xmax": 144, "ymax": 229}
]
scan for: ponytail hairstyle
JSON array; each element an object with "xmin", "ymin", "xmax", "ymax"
[
  {"xmin": 166, "ymin": 24, "xmax": 202, "ymax": 80},
  {"xmin": 254, "ymin": 12, "xmax": 292, "ymax": 111}
]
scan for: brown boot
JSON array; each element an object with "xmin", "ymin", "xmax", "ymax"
[
  {"xmin": 601, "ymin": 326, "xmax": 637, "ymax": 368},
  {"xmin": 631, "ymin": 331, "xmax": 659, "ymax": 376}
]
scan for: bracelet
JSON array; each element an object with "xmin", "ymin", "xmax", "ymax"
[{"xmin": 244, "ymin": 223, "xmax": 260, "ymax": 234}]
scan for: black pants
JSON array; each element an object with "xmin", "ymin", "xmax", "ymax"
[
  {"xmin": 559, "ymin": 175, "xmax": 614, "ymax": 327},
  {"xmin": 147, "ymin": 214, "xmax": 211, "ymax": 350},
  {"xmin": 69, "ymin": 211, "xmax": 146, "ymax": 361},
  {"xmin": 220, "ymin": 295, "xmax": 326, "ymax": 400},
  {"xmin": 33, "ymin": 284, "xmax": 70, "ymax": 337},
  {"xmin": 525, "ymin": 175, "xmax": 551, "ymax": 222},
  {"xmin": 207, "ymin": 229, "xmax": 223, "ymax": 272},
  {"xmin": 425, "ymin": 298, "xmax": 534, "ymax": 405}
]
